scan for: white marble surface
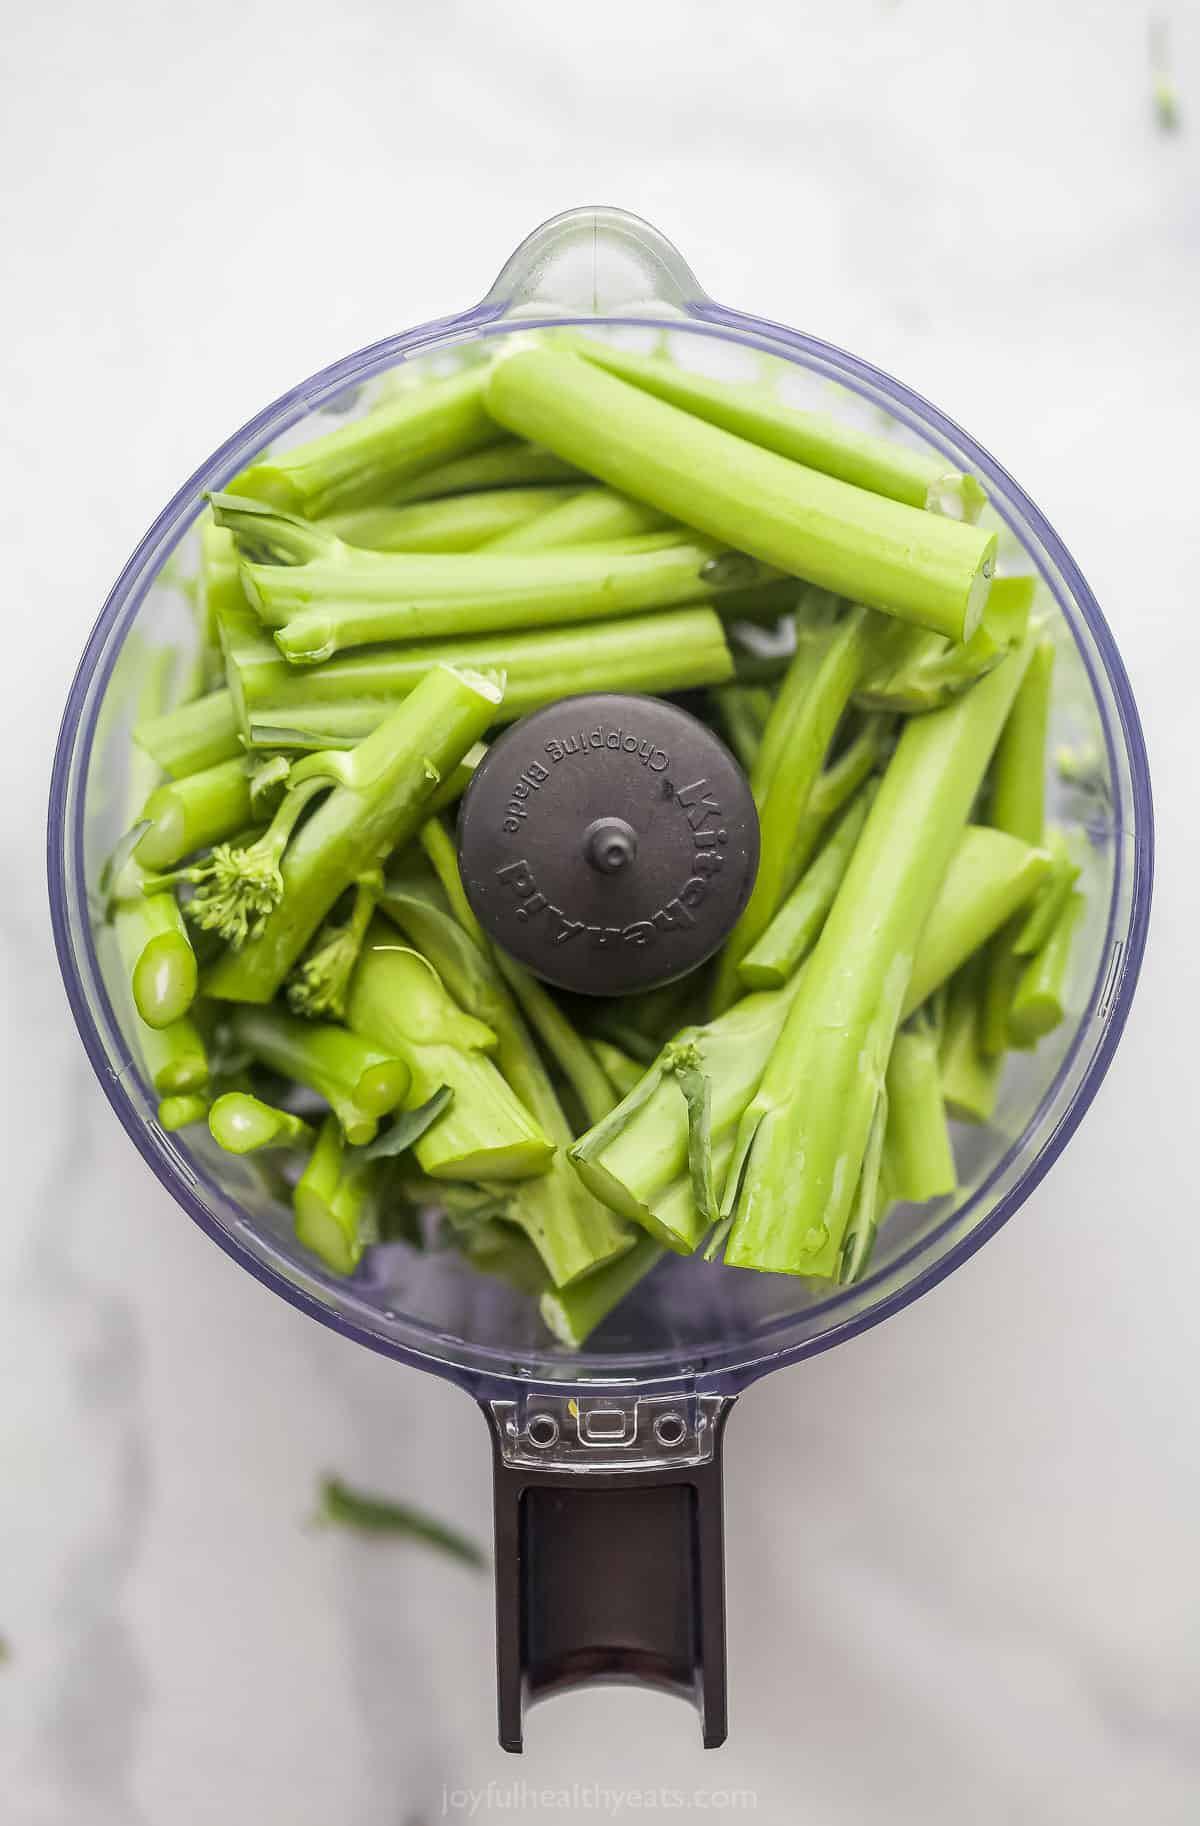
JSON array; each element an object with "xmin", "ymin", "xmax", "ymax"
[{"xmin": 3, "ymin": 2, "xmax": 1198, "ymax": 1821}]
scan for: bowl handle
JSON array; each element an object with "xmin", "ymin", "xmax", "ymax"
[
  {"xmin": 481, "ymin": 1388, "xmax": 734, "ymax": 1750},
  {"xmin": 479, "ymin": 205, "xmax": 708, "ymax": 320}
]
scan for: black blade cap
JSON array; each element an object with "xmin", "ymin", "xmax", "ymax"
[{"xmin": 456, "ymin": 693, "xmax": 760, "ymax": 996}]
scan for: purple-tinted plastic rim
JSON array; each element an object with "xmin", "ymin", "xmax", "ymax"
[{"xmin": 47, "ymin": 226, "xmax": 1153, "ymax": 1402}]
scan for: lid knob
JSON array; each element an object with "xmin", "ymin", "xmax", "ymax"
[{"xmin": 456, "ymin": 693, "xmax": 760, "ymax": 997}]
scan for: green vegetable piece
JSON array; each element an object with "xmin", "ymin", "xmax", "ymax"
[
  {"xmin": 229, "ymin": 1004, "xmax": 411, "ymax": 1145},
  {"xmin": 884, "ymin": 1019, "xmax": 957, "ymax": 1203},
  {"xmin": 209, "ymin": 1092, "xmax": 315, "ymax": 1155},
  {"xmin": 738, "ymin": 781, "xmax": 875, "ymax": 990},
  {"xmin": 723, "ymin": 643, "xmax": 1032, "ymax": 1278},
  {"xmin": 1008, "ymin": 889, "xmax": 1084, "ymax": 1046},
  {"xmin": 201, "ymin": 664, "xmax": 501, "ymax": 1004},
  {"xmin": 134, "ymin": 688, "xmax": 241, "ymax": 778},
  {"xmin": 486, "ymin": 346, "xmax": 997, "ymax": 642},
  {"xmin": 540, "ymin": 1235, "xmax": 666, "ymax": 1349},
  {"xmin": 483, "ymin": 484, "xmax": 671, "ymax": 551},
  {"xmin": 589, "ymin": 1040, "xmax": 645, "ymax": 1099},
  {"xmin": 323, "ymin": 485, "xmax": 573, "ymax": 552},
  {"xmin": 940, "ymin": 958, "xmax": 1002, "ymax": 1124},
  {"xmin": 315, "ymin": 1474, "xmax": 486, "ymax": 1567},
  {"xmin": 386, "ymin": 439, "xmax": 581, "ymax": 502},
  {"xmin": 855, "ymin": 575, "xmax": 1035, "ymax": 712},
  {"xmin": 286, "ymin": 873, "xmax": 381, "ymax": 1019},
  {"xmin": 901, "ymin": 826, "xmax": 1052, "ymax": 1016},
  {"xmin": 157, "ymin": 1093, "xmax": 210, "ymax": 1130},
  {"xmin": 294, "ymin": 1117, "xmax": 379, "ymax": 1274},
  {"xmin": 133, "ymin": 757, "xmax": 261, "ymax": 870},
  {"xmin": 230, "ymin": 367, "xmax": 502, "ymax": 518},
  {"xmin": 567, "ymin": 334, "xmax": 986, "ymax": 518}
]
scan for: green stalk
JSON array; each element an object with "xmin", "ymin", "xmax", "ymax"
[
  {"xmin": 230, "ymin": 367, "xmax": 502, "ymax": 517},
  {"xmin": 738, "ymin": 782, "xmax": 875, "ymax": 990},
  {"xmin": 567, "ymin": 335, "xmax": 986, "ymax": 518},
  {"xmin": 940, "ymin": 958, "xmax": 1002, "ymax": 1123},
  {"xmin": 228, "ymin": 524, "xmax": 764, "ymax": 665},
  {"xmin": 981, "ymin": 636, "xmax": 1056, "ymax": 1054},
  {"xmin": 1012, "ymin": 831, "xmax": 1080, "ymax": 956},
  {"xmin": 347, "ymin": 929, "xmax": 555, "ymax": 1183},
  {"xmin": 113, "ymin": 878, "xmax": 198, "ymax": 1029},
  {"xmin": 286, "ymin": 874, "xmax": 380, "ymax": 1019},
  {"xmin": 884, "ymin": 1018, "xmax": 957, "ymax": 1202},
  {"xmin": 322, "ymin": 486, "xmax": 574, "ymax": 552},
  {"xmin": 134, "ymin": 688, "xmax": 241, "ymax": 777},
  {"xmin": 722, "ymin": 643, "xmax": 1032, "ymax": 1278},
  {"xmin": 590, "ymin": 1040, "xmax": 645, "ymax": 1099},
  {"xmin": 712, "ymin": 606, "xmax": 879, "ymax": 1011},
  {"xmin": 710, "ymin": 685, "xmax": 769, "ymax": 770},
  {"xmin": 133, "ymin": 757, "xmax": 260, "ymax": 870},
  {"xmin": 138, "ymin": 1014, "xmax": 209, "ymax": 1096},
  {"xmin": 203, "ymin": 664, "xmax": 501, "ymax": 1002},
  {"xmin": 900, "ymin": 825, "xmax": 1052, "ymax": 1015},
  {"xmin": 482, "ymin": 485, "xmax": 671, "ymax": 551},
  {"xmin": 294, "ymin": 1116, "xmax": 379, "ymax": 1275},
  {"xmin": 209, "ymin": 1092, "xmax": 316, "ymax": 1154},
  {"xmin": 197, "ymin": 512, "xmax": 252, "ymax": 659},
  {"xmin": 223, "ymin": 606, "xmax": 733, "ymax": 747},
  {"xmin": 785, "ymin": 713, "xmax": 892, "ymax": 864},
  {"xmin": 486, "ymin": 347, "xmax": 997, "ymax": 641},
  {"xmin": 1008, "ymin": 890, "xmax": 1084, "ymax": 1045},
  {"xmin": 315, "ymin": 1476, "xmax": 487, "ymax": 1566},
  {"xmin": 229, "ymin": 1005, "xmax": 411, "ymax": 1145},
  {"xmin": 835, "ymin": 1085, "xmax": 890, "ymax": 1286},
  {"xmin": 419, "ymin": 816, "xmax": 618, "ymax": 1129},
  {"xmin": 539, "ymin": 1235, "xmax": 665, "ymax": 1348},
  {"xmin": 377, "ymin": 862, "xmax": 631, "ymax": 1285},
  {"xmin": 855, "ymin": 575, "xmax": 1035, "ymax": 712},
  {"xmin": 386, "ymin": 440, "xmax": 581, "ymax": 502},
  {"xmin": 157, "ymin": 1092, "xmax": 210, "ymax": 1130}
]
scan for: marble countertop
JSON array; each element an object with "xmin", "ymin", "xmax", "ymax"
[{"xmin": 2, "ymin": 2, "xmax": 1197, "ymax": 1821}]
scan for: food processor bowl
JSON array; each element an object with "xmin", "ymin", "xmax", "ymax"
[{"xmin": 47, "ymin": 207, "xmax": 1153, "ymax": 1749}]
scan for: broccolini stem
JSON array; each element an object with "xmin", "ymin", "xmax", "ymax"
[
  {"xmin": 209, "ymin": 1093, "xmax": 316, "ymax": 1155},
  {"xmin": 294, "ymin": 1116, "xmax": 379, "ymax": 1276},
  {"xmin": 225, "ymin": 606, "xmax": 733, "ymax": 747},
  {"xmin": 884, "ymin": 1019, "xmax": 957, "ymax": 1203},
  {"xmin": 134, "ymin": 757, "xmax": 264, "ymax": 871},
  {"xmin": 385, "ymin": 439, "xmax": 581, "ymax": 503},
  {"xmin": 239, "ymin": 536, "xmax": 765, "ymax": 664},
  {"xmin": 286, "ymin": 873, "xmax": 380, "ymax": 1019},
  {"xmin": 737, "ymin": 782, "xmax": 875, "ymax": 990},
  {"xmin": 482, "ymin": 485, "xmax": 671, "ymax": 552},
  {"xmin": 114, "ymin": 885, "xmax": 198, "ymax": 1029},
  {"xmin": 204, "ymin": 665, "xmax": 502, "ymax": 1004},
  {"xmin": 539, "ymin": 1235, "xmax": 666, "ymax": 1349},
  {"xmin": 323, "ymin": 485, "xmax": 575, "ymax": 552},
  {"xmin": 315, "ymin": 1475, "xmax": 487, "ymax": 1566},
  {"xmin": 855, "ymin": 576, "xmax": 1035, "ymax": 712},
  {"xmin": 157, "ymin": 1093, "xmax": 210, "ymax": 1131},
  {"xmin": 135, "ymin": 687, "xmax": 241, "ymax": 778},
  {"xmin": 566, "ymin": 335, "xmax": 986, "ymax": 519},
  {"xmin": 723, "ymin": 643, "xmax": 1032, "ymax": 1279},
  {"xmin": 1011, "ymin": 831, "xmax": 1080, "ymax": 956},
  {"xmin": 589, "ymin": 1040, "xmax": 645, "ymax": 1099},
  {"xmin": 1008, "ymin": 889, "xmax": 1084, "ymax": 1046},
  {"xmin": 486, "ymin": 347, "xmax": 997, "ymax": 641},
  {"xmin": 940, "ymin": 958, "xmax": 1002, "ymax": 1123},
  {"xmin": 229, "ymin": 1004, "xmax": 411, "ymax": 1145},
  {"xmin": 347, "ymin": 928, "xmax": 555, "ymax": 1184},
  {"xmin": 836, "ymin": 1085, "xmax": 889, "ymax": 1286},
  {"xmin": 900, "ymin": 825, "xmax": 1052, "ymax": 1017},
  {"xmin": 229, "ymin": 366, "xmax": 502, "ymax": 517}
]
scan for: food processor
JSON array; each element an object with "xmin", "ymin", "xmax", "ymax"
[{"xmin": 47, "ymin": 206, "xmax": 1153, "ymax": 1751}]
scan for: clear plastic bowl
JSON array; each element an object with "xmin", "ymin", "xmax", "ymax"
[{"xmin": 47, "ymin": 207, "xmax": 1153, "ymax": 1406}]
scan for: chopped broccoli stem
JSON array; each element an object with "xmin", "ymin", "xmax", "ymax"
[
  {"xmin": 286, "ymin": 873, "xmax": 380, "ymax": 1019},
  {"xmin": 589, "ymin": 1040, "xmax": 645, "ymax": 1099},
  {"xmin": 385, "ymin": 439, "xmax": 581, "ymax": 502},
  {"xmin": 348, "ymin": 928, "xmax": 555, "ymax": 1183},
  {"xmin": 855, "ymin": 575, "xmax": 1035, "ymax": 712},
  {"xmin": 738, "ymin": 781, "xmax": 875, "ymax": 989},
  {"xmin": 139, "ymin": 1014, "xmax": 209, "ymax": 1096},
  {"xmin": 229, "ymin": 1004, "xmax": 411, "ymax": 1145},
  {"xmin": 981, "ymin": 636, "xmax": 1056, "ymax": 1054},
  {"xmin": 723, "ymin": 644, "xmax": 1032, "ymax": 1278},
  {"xmin": 1012, "ymin": 831, "xmax": 1081, "ymax": 956},
  {"xmin": 486, "ymin": 346, "xmax": 997, "ymax": 640},
  {"xmin": 230, "ymin": 366, "xmax": 502, "ymax": 517},
  {"xmin": 114, "ymin": 885, "xmax": 198, "ymax": 1029},
  {"xmin": 713, "ymin": 607, "xmax": 878, "ymax": 1010},
  {"xmin": 940, "ymin": 958, "xmax": 1002, "ymax": 1124},
  {"xmin": 134, "ymin": 687, "xmax": 241, "ymax": 778},
  {"xmin": 133, "ymin": 757, "xmax": 265, "ymax": 870},
  {"xmin": 157, "ymin": 1092, "xmax": 210, "ymax": 1130},
  {"xmin": 322, "ymin": 485, "xmax": 574, "ymax": 552},
  {"xmin": 294, "ymin": 1116, "xmax": 379, "ymax": 1275},
  {"xmin": 483, "ymin": 484, "xmax": 671, "ymax": 551},
  {"xmin": 710, "ymin": 684, "xmax": 770, "ymax": 770},
  {"xmin": 900, "ymin": 825, "xmax": 1052, "ymax": 1016},
  {"xmin": 377, "ymin": 863, "xmax": 631, "ymax": 1285},
  {"xmin": 1008, "ymin": 889, "xmax": 1084, "ymax": 1045},
  {"xmin": 836, "ymin": 1084, "xmax": 890, "ymax": 1286},
  {"xmin": 203, "ymin": 664, "xmax": 501, "ymax": 1003},
  {"xmin": 539, "ymin": 1234, "xmax": 666, "ymax": 1348},
  {"xmin": 209, "ymin": 1092, "xmax": 316, "ymax": 1155},
  {"xmin": 884, "ymin": 1018, "xmax": 957, "ymax": 1203},
  {"xmin": 223, "ymin": 606, "xmax": 733, "ymax": 748},
  {"xmin": 227, "ymin": 521, "xmax": 766, "ymax": 663},
  {"xmin": 566, "ymin": 334, "xmax": 986, "ymax": 519}
]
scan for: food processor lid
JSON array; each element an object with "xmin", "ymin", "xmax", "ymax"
[{"xmin": 456, "ymin": 692, "xmax": 760, "ymax": 995}]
